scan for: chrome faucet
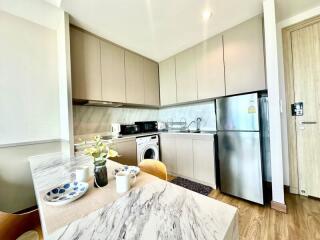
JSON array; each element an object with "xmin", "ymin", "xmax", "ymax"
[
  {"xmin": 196, "ymin": 117, "xmax": 202, "ymax": 131},
  {"xmin": 187, "ymin": 120, "xmax": 196, "ymax": 130},
  {"xmin": 186, "ymin": 117, "xmax": 202, "ymax": 132}
]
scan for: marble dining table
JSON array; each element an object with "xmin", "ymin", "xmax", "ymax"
[{"xmin": 29, "ymin": 152, "xmax": 239, "ymax": 240}]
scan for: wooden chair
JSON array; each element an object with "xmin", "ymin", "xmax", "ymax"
[
  {"xmin": 0, "ymin": 209, "xmax": 42, "ymax": 240},
  {"xmin": 138, "ymin": 159, "xmax": 168, "ymax": 181}
]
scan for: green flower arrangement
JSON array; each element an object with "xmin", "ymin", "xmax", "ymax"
[{"xmin": 84, "ymin": 136, "xmax": 119, "ymax": 166}]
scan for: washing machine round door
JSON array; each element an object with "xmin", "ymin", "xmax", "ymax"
[{"xmin": 140, "ymin": 144, "xmax": 159, "ymax": 162}]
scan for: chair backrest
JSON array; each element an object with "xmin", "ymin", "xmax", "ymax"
[
  {"xmin": 0, "ymin": 209, "xmax": 41, "ymax": 240},
  {"xmin": 138, "ymin": 160, "xmax": 168, "ymax": 181}
]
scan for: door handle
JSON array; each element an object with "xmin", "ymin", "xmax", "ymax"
[{"xmin": 300, "ymin": 121, "xmax": 317, "ymax": 125}]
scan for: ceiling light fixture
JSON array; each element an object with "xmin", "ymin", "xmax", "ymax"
[{"xmin": 202, "ymin": 9, "xmax": 212, "ymax": 21}]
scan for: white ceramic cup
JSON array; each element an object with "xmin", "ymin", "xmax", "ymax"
[
  {"xmin": 76, "ymin": 166, "xmax": 89, "ymax": 182},
  {"xmin": 116, "ymin": 172, "xmax": 136, "ymax": 193}
]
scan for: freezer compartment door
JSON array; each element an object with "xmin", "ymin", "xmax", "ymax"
[
  {"xmin": 218, "ymin": 131, "xmax": 264, "ymax": 204},
  {"xmin": 216, "ymin": 93, "xmax": 259, "ymax": 131}
]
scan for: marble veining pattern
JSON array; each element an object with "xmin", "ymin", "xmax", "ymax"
[
  {"xmin": 52, "ymin": 181, "xmax": 238, "ymax": 240},
  {"xmin": 159, "ymin": 101, "xmax": 216, "ymax": 131},
  {"xmin": 30, "ymin": 153, "xmax": 92, "ymax": 192},
  {"xmin": 73, "ymin": 106, "xmax": 159, "ymax": 135}
]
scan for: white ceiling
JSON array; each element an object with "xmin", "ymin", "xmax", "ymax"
[
  {"xmin": 276, "ymin": 0, "xmax": 320, "ymax": 21},
  {"xmin": 59, "ymin": 0, "xmax": 264, "ymax": 62},
  {"xmin": 0, "ymin": 0, "xmax": 62, "ymax": 30},
  {"xmin": 2, "ymin": 0, "xmax": 320, "ymax": 62}
]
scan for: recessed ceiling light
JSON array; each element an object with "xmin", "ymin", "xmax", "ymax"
[{"xmin": 202, "ymin": 9, "xmax": 212, "ymax": 21}]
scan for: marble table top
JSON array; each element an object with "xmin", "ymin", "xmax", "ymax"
[{"xmin": 29, "ymin": 153, "xmax": 239, "ymax": 240}]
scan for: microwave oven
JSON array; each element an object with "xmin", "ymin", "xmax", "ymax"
[
  {"xmin": 111, "ymin": 123, "xmax": 140, "ymax": 136},
  {"xmin": 134, "ymin": 121, "xmax": 158, "ymax": 133}
]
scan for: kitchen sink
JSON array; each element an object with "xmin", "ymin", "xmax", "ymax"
[{"xmin": 167, "ymin": 129, "xmax": 215, "ymax": 134}]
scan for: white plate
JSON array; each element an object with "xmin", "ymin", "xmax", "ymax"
[
  {"xmin": 43, "ymin": 181, "xmax": 89, "ymax": 206},
  {"xmin": 112, "ymin": 166, "xmax": 140, "ymax": 177}
]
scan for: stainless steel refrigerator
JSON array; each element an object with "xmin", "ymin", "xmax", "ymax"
[{"xmin": 216, "ymin": 92, "xmax": 270, "ymax": 204}]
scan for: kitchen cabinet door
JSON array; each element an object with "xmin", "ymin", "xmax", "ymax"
[
  {"xmin": 224, "ymin": 15, "xmax": 266, "ymax": 95},
  {"xmin": 70, "ymin": 28, "xmax": 102, "ymax": 100},
  {"xmin": 160, "ymin": 134, "xmax": 177, "ymax": 173},
  {"xmin": 125, "ymin": 51, "xmax": 144, "ymax": 104},
  {"xmin": 100, "ymin": 40, "xmax": 126, "ymax": 103},
  {"xmin": 175, "ymin": 48, "xmax": 197, "ymax": 103},
  {"xmin": 159, "ymin": 57, "xmax": 177, "ymax": 106},
  {"xmin": 176, "ymin": 137, "xmax": 194, "ymax": 177},
  {"xmin": 143, "ymin": 59, "xmax": 160, "ymax": 106},
  {"xmin": 193, "ymin": 139, "xmax": 216, "ymax": 188},
  {"xmin": 195, "ymin": 35, "xmax": 225, "ymax": 99},
  {"xmin": 112, "ymin": 139, "xmax": 137, "ymax": 166}
]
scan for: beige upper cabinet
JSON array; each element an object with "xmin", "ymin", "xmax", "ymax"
[
  {"xmin": 125, "ymin": 51, "xmax": 144, "ymax": 104},
  {"xmin": 195, "ymin": 35, "xmax": 225, "ymax": 99},
  {"xmin": 71, "ymin": 26, "xmax": 160, "ymax": 105},
  {"xmin": 143, "ymin": 59, "xmax": 160, "ymax": 106},
  {"xmin": 100, "ymin": 40, "xmax": 126, "ymax": 103},
  {"xmin": 159, "ymin": 57, "xmax": 177, "ymax": 106},
  {"xmin": 175, "ymin": 48, "xmax": 198, "ymax": 103},
  {"xmin": 70, "ymin": 27, "xmax": 102, "ymax": 100},
  {"xmin": 224, "ymin": 15, "xmax": 266, "ymax": 95}
]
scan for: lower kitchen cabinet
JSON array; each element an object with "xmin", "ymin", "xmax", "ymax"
[
  {"xmin": 176, "ymin": 138, "xmax": 194, "ymax": 177},
  {"xmin": 111, "ymin": 139, "xmax": 137, "ymax": 166},
  {"xmin": 160, "ymin": 134, "xmax": 216, "ymax": 188},
  {"xmin": 193, "ymin": 139, "xmax": 216, "ymax": 188},
  {"xmin": 160, "ymin": 134, "xmax": 177, "ymax": 173}
]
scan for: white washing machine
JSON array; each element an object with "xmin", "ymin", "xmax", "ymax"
[{"xmin": 136, "ymin": 135, "xmax": 160, "ymax": 163}]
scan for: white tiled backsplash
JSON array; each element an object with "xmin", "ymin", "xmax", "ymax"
[
  {"xmin": 159, "ymin": 101, "xmax": 216, "ymax": 131},
  {"xmin": 73, "ymin": 101, "xmax": 216, "ymax": 135}
]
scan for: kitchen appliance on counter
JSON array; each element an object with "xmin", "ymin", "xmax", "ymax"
[
  {"xmin": 134, "ymin": 121, "xmax": 158, "ymax": 133},
  {"xmin": 216, "ymin": 92, "xmax": 270, "ymax": 205},
  {"xmin": 111, "ymin": 123, "xmax": 140, "ymax": 136},
  {"xmin": 157, "ymin": 121, "xmax": 167, "ymax": 131}
]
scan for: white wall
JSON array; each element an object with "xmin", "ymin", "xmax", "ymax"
[
  {"xmin": 57, "ymin": 12, "xmax": 74, "ymax": 156},
  {"xmin": 0, "ymin": 10, "xmax": 61, "ymax": 145},
  {"xmin": 0, "ymin": 142, "xmax": 62, "ymax": 212},
  {"xmin": 0, "ymin": 0, "xmax": 61, "ymax": 30},
  {"xmin": 0, "ymin": 9, "xmax": 70, "ymax": 212},
  {"xmin": 263, "ymin": 0, "xmax": 285, "ymax": 204}
]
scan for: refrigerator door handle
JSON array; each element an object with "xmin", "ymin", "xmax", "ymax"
[{"xmin": 299, "ymin": 121, "xmax": 317, "ymax": 125}]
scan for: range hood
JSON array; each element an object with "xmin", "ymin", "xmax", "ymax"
[
  {"xmin": 73, "ymin": 99, "xmax": 123, "ymax": 108},
  {"xmin": 72, "ymin": 99, "xmax": 159, "ymax": 109}
]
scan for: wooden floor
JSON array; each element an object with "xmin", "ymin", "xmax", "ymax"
[
  {"xmin": 167, "ymin": 176, "xmax": 320, "ymax": 240},
  {"xmin": 209, "ymin": 190, "xmax": 320, "ymax": 240}
]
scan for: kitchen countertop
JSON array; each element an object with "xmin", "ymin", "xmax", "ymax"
[
  {"xmin": 29, "ymin": 153, "xmax": 238, "ymax": 240},
  {"xmin": 74, "ymin": 130, "xmax": 217, "ymax": 147}
]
